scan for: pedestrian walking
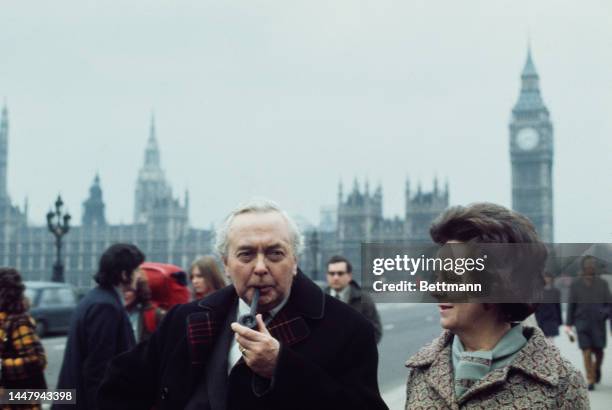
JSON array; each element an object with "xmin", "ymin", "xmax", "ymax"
[
  {"xmin": 0, "ymin": 268, "xmax": 47, "ymax": 410},
  {"xmin": 324, "ymin": 255, "xmax": 382, "ymax": 343},
  {"xmin": 565, "ymin": 255, "xmax": 612, "ymax": 391},
  {"xmin": 404, "ymin": 203, "xmax": 589, "ymax": 409},
  {"xmin": 53, "ymin": 243, "xmax": 145, "ymax": 410},
  {"xmin": 189, "ymin": 255, "xmax": 226, "ymax": 300}
]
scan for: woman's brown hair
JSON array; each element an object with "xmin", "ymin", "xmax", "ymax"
[
  {"xmin": 430, "ymin": 202, "xmax": 546, "ymax": 322},
  {"xmin": 189, "ymin": 256, "xmax": 226, "ymax": 295},
  {"xmin": 0, "ymin": 268, "xmax": 26, "ymax": 314}
]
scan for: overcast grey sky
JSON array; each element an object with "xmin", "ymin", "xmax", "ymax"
[{"xmin": 1, "ymin": 0, "xmax": 611, "ymax": 242}]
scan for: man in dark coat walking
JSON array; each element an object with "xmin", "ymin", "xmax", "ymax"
[
  {"xmin": 565, "ymin": 255, "xmax": 612, "ymax": 390},
  {"xmin": 98, "ymin": 199, "xmax": 388, "ymax": 410},
  {"xmin": 53, "ymin": 243, "xmax": 145, "ymax": 410},
  {"xmin": 324, "ymin": 255, "xmax": 383, "ymax": 343}
]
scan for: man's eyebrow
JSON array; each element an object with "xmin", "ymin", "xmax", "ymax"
[
  {"xmin": 235, "ymin": 245, "xmax": 256, "ymax": 252},
  {"xmin": 266, "ymin": 243, "xmax": 285, "ymax": 250},
  {"xmin": 234, "ymin": 243, "xmax": 287, "ymax": 251}
]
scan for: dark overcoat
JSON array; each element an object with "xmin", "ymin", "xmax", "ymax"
[
  {"xmin": 98, "ymin": 271, "xmax": 388, "ymax": 410},
  {"xmin": 534, "ymin": 287, "xmax": 562, "ymax": 337},
  {"xmin": 566, "ymin": 276, "xmax": 612, "ymax": 349},
  {"xmin": 324, "ymin": 280, "xmax": 383, "ymax": 343},
  {"xmin": 53, "ymin": 286, "xmax": 135, "ymax": 410}
]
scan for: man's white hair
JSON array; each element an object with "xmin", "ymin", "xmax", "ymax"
[{"xmin": 215, "ymin": 198, "xmax": 304, "ymax": 259}]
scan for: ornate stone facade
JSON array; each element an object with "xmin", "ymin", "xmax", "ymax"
[{"xmin": 0, "ymin": 114, "xmax": 211, "ymax": 288}]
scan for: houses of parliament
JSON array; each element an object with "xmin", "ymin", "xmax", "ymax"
[{"xmin": 0, "ymin": 48, "xmax": 554, "ymax": 287}]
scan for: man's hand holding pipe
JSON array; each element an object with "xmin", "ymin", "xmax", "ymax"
[{"xmin": 231, "ymin": 314, "xmax": 280, "ymax": 379}]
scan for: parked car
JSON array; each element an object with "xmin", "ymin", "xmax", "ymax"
[{"xmin": 24, "ymin": 281, "xmax": 78, "ymax": 336}]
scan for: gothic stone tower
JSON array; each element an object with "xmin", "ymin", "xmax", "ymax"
[
  {"xmin": 133, "ymin": 114, "xmax": 189, "ymax": 247},
  {"xmin": 134, "ymin": 114, "xmax": 173, "ymax": 224},
  {"xmin": 404, "ymin": 177, "xmax": 449, "ymax": 241},
  {"xmin": 509, "ymin": 48, "xmax": 554, "ymax": 242},
  {"xmin": 336, "ymin": 179, "xmax": 383, "ymax": 274},
  {"xmin": 82, "ymin": 174, "xmax": 107, "ymax": 227}
]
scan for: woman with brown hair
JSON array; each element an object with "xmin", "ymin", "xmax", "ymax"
[
  {"xmin": 0, "ymin": 268, "xmax": 47, "ymax": 410},
  {"xmin": 189, "ymin": 255, "xmax": 226, "ymax": 300},
  {"xmin": 404, "ymin": 203, "xmax": 589, "ymax": 409}
]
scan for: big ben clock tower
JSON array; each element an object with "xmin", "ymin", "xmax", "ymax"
[{"xmin": 510, "ymin": 47, "xmax": 554, "ymax": 242}]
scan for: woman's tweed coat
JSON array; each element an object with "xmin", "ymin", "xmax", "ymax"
[{"xmin": 405, "ymin": 326, "xmax": 589, "ymax": 409}]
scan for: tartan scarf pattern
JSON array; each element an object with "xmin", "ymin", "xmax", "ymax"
[{"xmin": 0, "ymin": 312, "xmax": 47, "ymax": 383}]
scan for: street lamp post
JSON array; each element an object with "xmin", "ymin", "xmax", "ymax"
[{"xmin": 47, "ymin": 195, "xmax": 71, "ymax": 282}]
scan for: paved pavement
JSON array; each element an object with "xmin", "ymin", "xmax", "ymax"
[
  {"xmin": 41, "ymin": 335, "xmax": 66, "ymax": 391},
  {"xmin": 377, "ymin": 303, "xmax": 440, "ymax": 392},
  {"xmin": 554, "ymin": 330, "xmax": 612, "ymax": 410}
]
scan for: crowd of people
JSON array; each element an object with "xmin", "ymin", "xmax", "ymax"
[{"xmin": 0, "ymin": 199, "xmax": 609, "ymax": 409}]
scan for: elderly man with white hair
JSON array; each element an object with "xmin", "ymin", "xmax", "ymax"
[{"xmin": 98, "ymin": 199, "xmax": 388, "ymax": 410}]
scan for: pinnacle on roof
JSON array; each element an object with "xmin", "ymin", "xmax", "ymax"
[
  {"xmin": 149, "ymin": 112, "xmax": 156, "ymax": 141},
  {"xmin": 1, "ymin": 102, "xmax": 7, "ymax": 128},
  {"xmin": 374, "ymin": 182, "xmax": 382, "ymax": 197},
  {"xmin": 513, "ymin": 45, "xmax": 547, "ymax": 114},
  {"xmin": 144, "ymin": 112, "xmax": 162, "ymax": 168},
  {"xmin": 522, "ymin": 46, "xmax": 538, "ymax": 78}
]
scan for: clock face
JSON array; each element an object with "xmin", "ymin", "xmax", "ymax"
[{"xmin": 516, "ymin": 127, "xmax": 540, "ymax": 151}]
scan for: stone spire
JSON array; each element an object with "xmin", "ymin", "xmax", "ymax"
[
  {"xmin": 433, "ymin": 175, "xmax": 439, "ymax": 195},
  {"xmin": 513, "ymin": 46, "xmax": 548, "ymax": 114},
  {"xmin": 184, "ymin": 189, "xmax": 190, "ymax": 217},
  {"xmin": 404, "ymin": 176, "xmax": 410, "ymax": 197},
  {"xmin": 352, "ymin": 177, "xmax": 360, "ymax": 193},
  {"xmin": 145, "ymin": 113, "xmax": 161, "ymax": 167},
  {"xmin": 0, "ymin": 103, "xmax": 8, "ymax": 199},
  {"xmin": 445, "ymin": 178, "xmax": 450, "ymax": 200},
  {"xmin": 134, "ymin": 113, "xmax": 171, "ymax": 223},
  {"xmin": 82, "ymin": 173, "xmax": 107, "ymax": 226}
]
